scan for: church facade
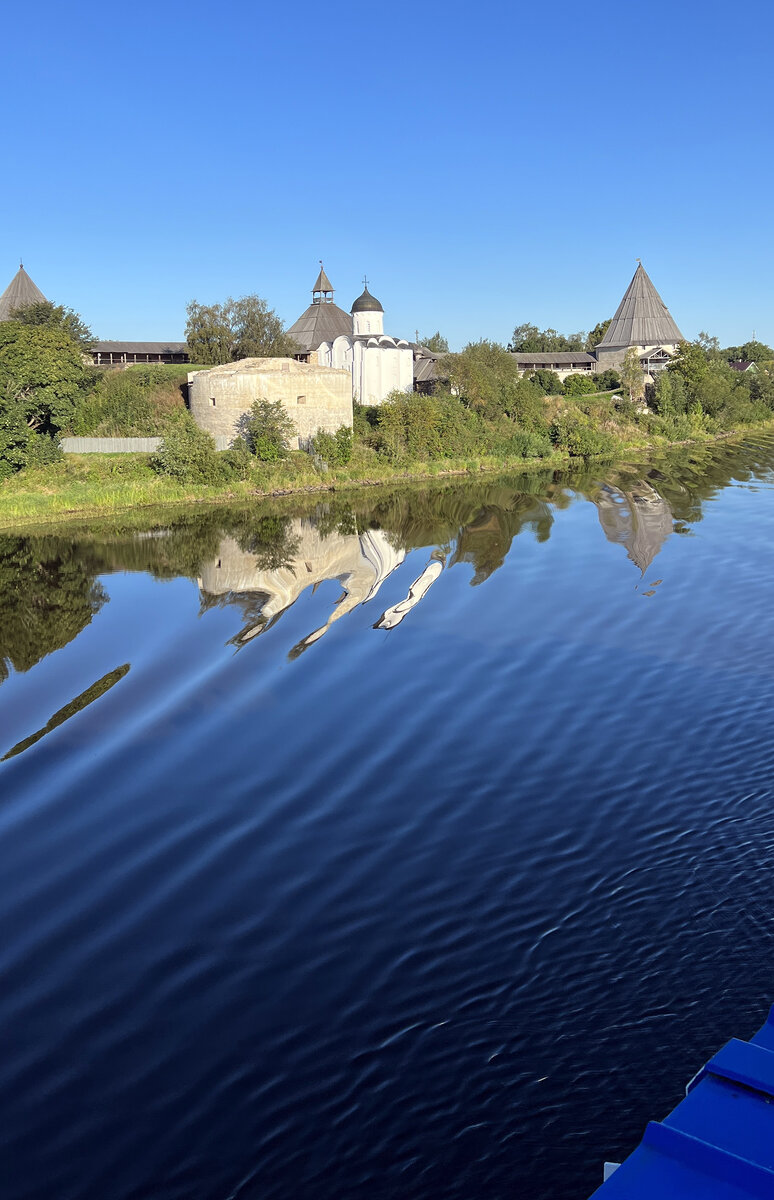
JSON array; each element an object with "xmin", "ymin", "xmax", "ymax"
[{"xmin": 288, "ymin": 268, "xmax": 414, "ymax": 405}]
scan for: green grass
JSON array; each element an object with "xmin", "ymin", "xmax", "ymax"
[
  {"xmin": 0, "ymin": 446, "xmax": 573, "ymax": 529},
  {"xmin": 3, "ymin": 414, "xmax": 774, "ymax": 533}
]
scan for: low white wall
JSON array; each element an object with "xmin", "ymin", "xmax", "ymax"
[{"xmin": 60, "ymin": 436, "xmax": 233, "ymax": 453}]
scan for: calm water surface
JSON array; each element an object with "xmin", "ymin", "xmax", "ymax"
[{"xmin": 2, "ymin": 438, "xmax": 774, "ymax": 1200}]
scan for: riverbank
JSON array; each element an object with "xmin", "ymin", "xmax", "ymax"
[
  {"xmin": 0, "ymin": 446, "xmax": 568, "ymax": 530},
  {"xmin": 1, "ymin": 419, "xmax": 774, "ymax": 533},
  {"xmin": 7, "ymin": 413, "xmax": 774, "ymax": 538}
]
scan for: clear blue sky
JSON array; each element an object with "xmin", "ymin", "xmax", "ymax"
[{"xmin": 3, "ymin": 0, "xmax": 772, "ymax": 349}]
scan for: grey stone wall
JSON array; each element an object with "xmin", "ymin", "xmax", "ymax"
[{"xmin": 189, "ymin": 358, "xmax": 352, "ymax": 448}]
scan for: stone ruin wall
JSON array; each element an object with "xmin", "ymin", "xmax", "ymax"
[{"xmin": 189, "ymin": 362, "xmax": 352, "ymax": 448}]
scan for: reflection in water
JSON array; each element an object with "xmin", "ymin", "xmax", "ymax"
[
  {"xmin": 0, "ymin": 537, "xmax": 108, "ymax": 681},
  {"xmin": 199, "ymin": 523, "xmax": 406, "ymax": 651},
  {"xmin": 2, "ymin": 434, "xmax": 774, "ymax": 1200},
  {"xmin": 1, "ymin": 433, "xmax": 773, "ymax": 681},
  {"xmin": 193, "ymin": 477, "xmax": 672, "ymax": 651},
  {"xmin": 1, "ymin": 663, "xmax": 131, "ymax": 760},
  {"xmin": 593, "ymin": 481, "xmax": 674, "ymax": 574},
  {"xmin": 374, "ymin": 555, "xmax": 445, "ymax": 629}
]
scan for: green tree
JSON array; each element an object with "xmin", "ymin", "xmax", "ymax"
[
  {"xmin": 185, "ymin": 295, "xmax": 299, "ymax": 365},
  {"xmin": 562, "ymin": 373, "xmax": 597, "ymax": 396},
  {"xmin": 510, "ymin": 324, "xmax": 586, "ymax": 353},
  {"xmin": 668, "ymin": 340, "xmax": 710, "ymax": 403},
  {"xmin": 0, "ymin": 322, "xmax": 88, "ymax": 434},
  {"xmin": 0, "ymin": 386, "xmax": 32, "ymax": 479},
  {"xmin": 230, "ymin": 295, "xmax": 299, "ymax": 359},
  {"xmin": 585, "ymin": 319, "xmax": 612, "ymax": 351},
  {"xmin": 696, "ymin": 331, "xmax": 721, "ymax": 355},
  {"xmin": 510, "ymin": 323, "xmax": 541, "ymax": 352},
  {"xmin": 10, "ymin": 300, "xmax": 95, "ymax": 350},
  {"xmin": 184, "ymin": 302, "xmax": 232, "ymax": 365},
  {"xmin": 621, "ymin": 348, "xmax": 645, "ymax": 402},
  {"xmin": 151, "ymin": 419, "xmax": 227, "ymax": 483},
  {"xmin": 418, "ymin": 332, "xmax": 449, "ymax": 353},
  {"xmin": 737, "ymin": 340, "xmax": 772, "ymax": 363},
  {"xmin": 653, "ymin": 367, "xmax": 687, "ymax": 415},
  {"xmin": 528, "ymin": 368, "xmax": 563, "ymax": 395},
  {"xmin": 596, "ymin": 368, "xmax": 621, "ymax": 391},
  {"xmin": 242, "ymin": 398, "xmax": 295, "ymax": 461},
  {"xmin": 443, "ymin": 340, "xmax": 543, "ymax": 423}
]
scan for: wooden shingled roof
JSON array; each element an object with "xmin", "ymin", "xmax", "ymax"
[
  {"xmin": 511, "ymin": 351, "xmax": 596, "ymax": 365},
  {"xmin": 93, "ymin": 341, "xmax": 188, "ymax": 354},
  {"xmin": 598, "ymin": 264, "xmax": 683, "ymax": 349},
  {"xmin": 287, "ymin": 300, "xmax": 352, "ymax": 352},
  {"xmin": 0, "ymin": 264, "xmax": 48, "ymax": 321}
]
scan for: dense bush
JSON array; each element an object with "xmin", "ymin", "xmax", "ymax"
[
  {"xmin": 312, "ymin": 425, "xmax": 353, "ymax": 466},
  {"xmin": 443, "ymin": 341, "xmax": 543, "ymax": 420},
  {"xmin": 241, "ymin": 398, "xmax": 295, "ymax": 461},
  {"xmin": 0, "ymin": 393, "xmax": 32, "ymax": 480},
  {"xmin": 549, "ymin": 412, "xmax": 617, "ymax": 458},
  {"xmin": 70, "ymin": 367, "xmax": 187, "ymax": 436},
  {"xmin": 596, "ymin": 368, "xmax": 621, "ymax": 391},
  {"xmin": 374, "ymin": 391, "xmax": 486, "ymax": 462},
  {"xmin": 500, "ymin": 429, "xmax": 553, "ymax": 458},
  {"xmin": 151, "ymin": 419, "xmax": 230, "ymax": 483},
  {"xmin": 529, "ymin": 369, "xmax": 563, "ymax": 396},
  {"xmin": 562, "ymin": 373, "xmax": 598, "ymax": 396},
  {"xmin": 219, "ymin": 437, "xmax": 254, "ymax": 479},
  {"xmin": 25, "ymin": 432, "xmax": 63, "ymax": 468},
  {"xmin": 0, "ymin": 382, "xmax": 65, "ymax": 479}
]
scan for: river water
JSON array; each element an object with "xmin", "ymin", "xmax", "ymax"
[{"xmin": 2, "ymin": 436, "xmax": 774, "ymax": 1200}]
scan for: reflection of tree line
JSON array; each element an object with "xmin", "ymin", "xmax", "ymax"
[{"xmin": 1, "ymin": 434, "xmax": 772, "ymax": 682}]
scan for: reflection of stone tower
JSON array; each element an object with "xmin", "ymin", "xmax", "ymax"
[
  {"xmin": 594, "ymin": 481, "xmax": 674, "ymax": 574},
  {"xmin": 198, "ymin": 521, "xmax": 405, "ymax": 651}
]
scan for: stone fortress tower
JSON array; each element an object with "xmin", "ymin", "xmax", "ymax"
[
  {"xmin": 510, "ymin": 262, "xmax": 685, "ymax": 383},
  {"xmin": 0, "ymin": 263, "xmax": 48, "ymax": 322},
  {"xmin": 594, "ymin": 262, "xmax": 684, "ymax": 375}
]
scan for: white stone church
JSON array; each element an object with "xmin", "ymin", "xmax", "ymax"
[{"xmin": 288, "ymin": 267, "xmax": 414, "ymax": 405}]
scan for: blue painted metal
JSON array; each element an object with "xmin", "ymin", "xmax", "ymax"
[{"xmin": 591, "ymin": 1006, "xmax": 774, "ymax": 1199}]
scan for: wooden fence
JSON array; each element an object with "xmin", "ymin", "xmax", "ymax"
[{"xmin": 60, "ymin": 436, "xmax": 232, "ymax": 453}]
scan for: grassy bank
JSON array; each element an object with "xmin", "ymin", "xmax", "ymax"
[
  {"xmin": 2, "ymin": 418, "xmax": 773, "ymax": 533},
  {"xmin": 0, "ymin": 444, "xmax": 571, "ymax": 529}
]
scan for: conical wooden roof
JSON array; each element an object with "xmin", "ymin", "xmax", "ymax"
[
  {"xmin": 598, "ymin": 264, "xmax": 683, "ymax": 348},
  {"xmin": 313, "ymin": 265, "xmax": 334, "ymax": 294},
  {"xmin": 0, "ymin": 264, "xmax": 48, "ymax": 321}
]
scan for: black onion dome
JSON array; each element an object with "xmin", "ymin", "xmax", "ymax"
[{"xmin": 351, "ymin": 286, "xmax": 383, "ymax": 314}]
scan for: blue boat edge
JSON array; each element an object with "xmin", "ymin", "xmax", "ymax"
[{"xmin": 590, "ymin": 1004, "xmax": 774, "ymax": 1198}]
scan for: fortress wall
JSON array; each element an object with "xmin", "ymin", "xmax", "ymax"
[{"xmin": 189, "ymin": 360, "xmax": 352, "ymax": 447}]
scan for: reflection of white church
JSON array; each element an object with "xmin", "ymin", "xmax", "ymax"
[
  {"xmin": 199, "ymin": 521, "xmax": 407, "ymax": 654},
  {"xmin": 288, "ymin": 267, "xmax": 414, "ymax": 405}
]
